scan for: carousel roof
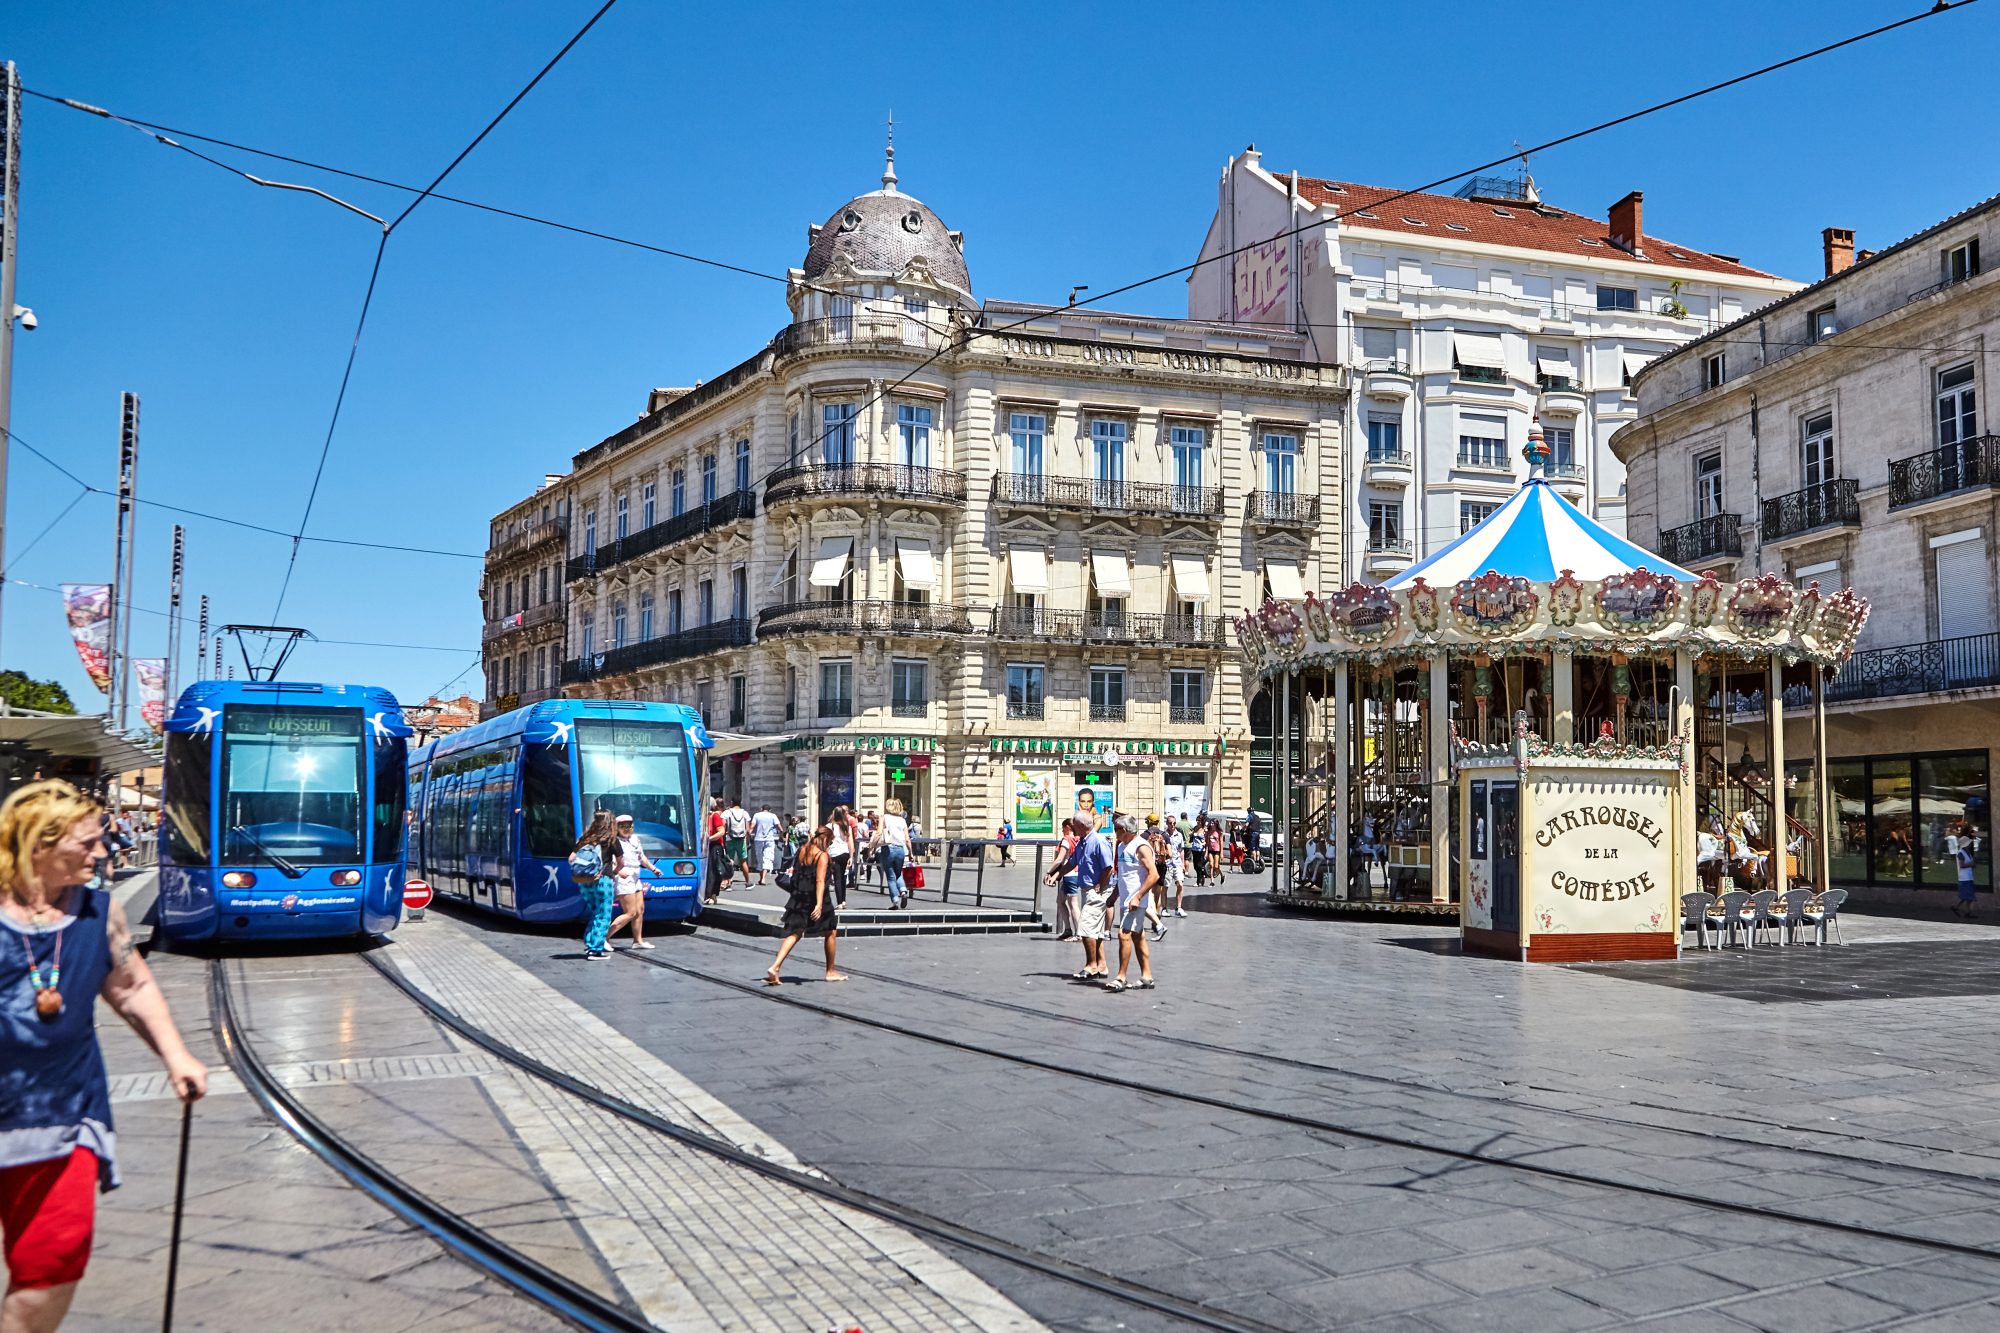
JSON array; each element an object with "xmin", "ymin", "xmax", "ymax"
[{"xmin": 1385, "ymin": 478, "xmax": 1695, "ymax": 588}]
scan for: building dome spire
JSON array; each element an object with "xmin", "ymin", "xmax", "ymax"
[{"xmin": 882, "ymin": 110, "xmax": 898, "ymax": 193}]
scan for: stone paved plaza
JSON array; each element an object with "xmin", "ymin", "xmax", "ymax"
[{"xmin": 76, "ymin": 871, "xmax": 2000, "ymax": 1331}]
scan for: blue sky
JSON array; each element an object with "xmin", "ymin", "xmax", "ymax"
[{"xmin": 5, "ymin": 0, "xmax": 1996, "ymax": 713}]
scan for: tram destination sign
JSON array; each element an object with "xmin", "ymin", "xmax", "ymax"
[{"xmin": 224, "ymin": 705, "xmax": 363, "ymax": 736}]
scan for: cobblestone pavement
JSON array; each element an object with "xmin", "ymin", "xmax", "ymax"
[{"xmin": 450, "ymin": 886, "xmax": 2000, "ymax": 1332}]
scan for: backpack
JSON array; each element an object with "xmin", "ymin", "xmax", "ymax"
[
  {"xmin": 725, "ymin": 807, "xmax": 750, "ymax": 837},
  {"xmin": 569, "ymin": 843, "xmax": 604, "ymax": 880}
]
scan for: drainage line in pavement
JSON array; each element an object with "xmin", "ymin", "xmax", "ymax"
[
  {"xmin": 357, "ymin": 950, "xmax": 1296, "ymax": 1333},
  {"xmin": 686, "ymin": 930, "xmax": 2000, "ymax": 1189},
  {"xmin": 207, "ymin": 960, "xmax": 657, "ymax": 1333},
  {"xmin": 624, "ymin": 948, "xmax": 2000, "ymax": 1267}
]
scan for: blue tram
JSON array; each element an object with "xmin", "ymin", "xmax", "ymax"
[
  {"xmin": 407, "ymin": 700, "xmax": 712, "ymax": 923},
  {"xmin": 157, "ymin": 680, "xmax": 412, "ymax": 941}
]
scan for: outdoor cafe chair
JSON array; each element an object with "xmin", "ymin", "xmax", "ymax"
[
  {"xmin": 1774, "ymin": 888, "xmax": 1813, "ymax": 945},
  {"xmin": 1744, "ymin": 889, "xmax": 1780, "ymax": 947},
  {"xmin": 1710, "ymin": 890, "xmax": 1751, "ymax": 947},
  {"xmin": 1801, "ymin": 888, "xmax": 1848, "ymax": 945},
  {"xmin": 1681, "ymin": 891, "xmax": 1720, "ymax": 950}
]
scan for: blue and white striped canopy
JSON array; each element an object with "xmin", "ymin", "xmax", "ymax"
[{"xmin": 1385, "ymin": 479, "xmax": 1695, "ymax": 588}]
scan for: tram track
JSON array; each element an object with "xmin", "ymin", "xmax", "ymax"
[
  {"xmin": 619, "ymin": 938, "xmax": 2000, "ymax": 1269},
  {"xmin": 207, "ymin": 952, "xmax": 1300, "ymax": 1333},
  {"xmin": 683, "ymin": 929, "xmax": 2000, "ymax": 1187}
]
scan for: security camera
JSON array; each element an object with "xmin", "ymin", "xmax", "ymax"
[{"xmin": 12, "ymin": 306, "xmax": 33, "ymax": 331}]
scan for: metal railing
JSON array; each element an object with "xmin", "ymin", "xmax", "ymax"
[
  {"xmin": 486, "ymin": 516, "xmax": 567, "ymax": 567},
  {"xmin": 560, "ymin": 618, "xmax": 752, "ymax": 682},
  {"xmin": 817, "ymin": 698, "xmax": 852, "ymax": 719},
  {"xmin": 986, "ymin": 607, "xmax": 1225, "ymax": 646},
  {"xmin": 1762, "ymin": 478, "xmax": 1861, "ymax": 542},
  {"xmin": 1889, "ymin": 436, "xmax": 2000, "ymax": 509},
  {"xmin": 1170, "ymin": 704, "xmax": 1206, "ymax": 725},
  {"xmin": 1248, "ymin": 491, "xmax": 1320, "ymax": 525},
  {"xmin": 1826, "ymin": 631, "xmax": 2000, "ymax": 703},
  {"xmin": 989, "ymin": 471, "xmax": 1224, "ymax": 518},
  {"xmin": 777, "ymin": 313, "xmax": 953, "ymax": 353},
  {"xmin": 1163, "ymin": 613, "xmax": 1227, "ymax": 646},
  {"xmin": 991, "ymin": 606, "xmax": 1083, "ymax": 639},
  {"xmin": 1367, "ymin": 536, "xmax": 1413, "ymax": 556},
  {"xmin": 1089, "ymin": 702, "xmax": 1127, "ymax": 722},
  {"xmin": 891, "ymin": 700, "xmax": 928, "ymax": 718},
  {"xmin": 1006, "ymin": 700, "xmax": 1044, "ymax": 720},
  {"xmin": 1365, "ymin": 447, "xmax": 1412, "ymax": 467},
  {"xmin": 1545, "ymin": 462, "xmax": 1586, "ymax": 482},
  {"xmin": 566, "ymin": 490, "xmax": 754, "ymax": 582},
  {"xmin": 765, "ymin": 462, "xmax": 968, "ymax": 508},
  {"xmin": 1658, "ymin": 513, "xmax": 1743, "ymax": 565},
  {"xmin": 757, "ymin": 599, "xmax": 980, "ymax": 637},
  {"xmin": 482, "ymin": 599, "xmax": 564, "ymax": 643}
]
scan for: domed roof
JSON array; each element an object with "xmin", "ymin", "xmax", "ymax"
[{"xmin": 802, "ymin": 150, "xmax": 971, "ymax": 300}]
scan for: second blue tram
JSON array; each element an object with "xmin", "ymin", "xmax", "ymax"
[
  {"xmin": 157, "ymin": 680, "xmax": 412, "ymax": 941},
  {"xmin": 407, "ymin": 699, "xmax": 711, "ymax": 922}
]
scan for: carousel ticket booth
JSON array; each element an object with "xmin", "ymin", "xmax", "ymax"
[{"xmin": 1234, "ymin": 424, "xmax": 1871, "ymax": 956}]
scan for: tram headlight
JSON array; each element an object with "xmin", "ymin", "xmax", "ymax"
[
  {"xmin": 673, "ymin": 861, "xmax": 697, "ymax": 876},
  {"xmin": 221, "ymin": 871, "xmax": 257, "ymax": 889},
  {"xmin": 330, "ymin": 869, "xmax": 362, "ymax": 886}
]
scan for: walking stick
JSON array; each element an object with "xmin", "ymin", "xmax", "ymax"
[{"xmin": 161, "ymin": 1095, "xmax": 193, "ymax": 1333}]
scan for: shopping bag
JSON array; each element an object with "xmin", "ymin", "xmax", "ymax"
[{"xmin": 903, "ymin": 864, "xmax": 926, "ymax": 889}]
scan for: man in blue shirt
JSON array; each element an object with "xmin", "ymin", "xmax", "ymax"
[{"xmin": 1070, "ymin": 817, "xmax": 1117, "ymax": 982}]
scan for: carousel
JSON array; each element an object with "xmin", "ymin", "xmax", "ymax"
[{"xmin": 1234, "ymin": 422, "xmax": 1872, "ymax": 962}]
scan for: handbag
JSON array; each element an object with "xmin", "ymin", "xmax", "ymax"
[
  {"xmin": 775, "ymin": 868, "xmax": 795, "ymax": 890},
  {"xmin": 903, "ymin": 864, "xmax": 926, "ymax": 889}
]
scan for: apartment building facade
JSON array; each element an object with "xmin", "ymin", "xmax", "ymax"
[
  {"xmin": 1187, "ymin": 147, "xmax": 1798, "ymax": 577},
  {"xmin": 1615, "ymin": 193, "xmax": 1998, "ymax": 905},
  {"xmin": 480, "ymin": 156, "xmax": 1347, "ymax": 835}
]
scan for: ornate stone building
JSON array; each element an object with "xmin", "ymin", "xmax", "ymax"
[{"xmin": 480, "ymin": 153, "xmax": 1348, "ymax": 834}]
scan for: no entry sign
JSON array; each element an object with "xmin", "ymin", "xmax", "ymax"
[{"xmin": 403, "ymin": 879, "xmax": 434, "ymax": 911}]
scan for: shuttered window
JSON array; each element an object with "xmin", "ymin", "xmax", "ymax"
[{"xmin": 1935, "ymin": 534, "xmax": 1995, "ymax": 641}]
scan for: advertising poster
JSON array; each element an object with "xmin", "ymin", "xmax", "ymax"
[
  {"xmin": 1013, "ymin": 769, "xmax": 1056, "ymax": 835},
  {"xmin": 1527, "ymin": 772, "xmax": 1675, "ymax": 935},
  {"xmin": 1072, "ymin": 770, "xmax": 1116, "ymax": 829},
  {"xmin": 62, "ymin": 584, "xmax": 113, "ymax": 694},
  {"xmin": 135, "ymin": 659, "xmax": 168, "ymax": 734},
  {"xmin": 1163, "ymin": 777, "xmax": 1209, "ymax": 823}
]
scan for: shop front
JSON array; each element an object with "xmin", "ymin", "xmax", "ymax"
[
  {"xmin": 991, "ymin": 735, "xmax": 1227, "ymax": 831},
  {"xmin": 782, "ymin": 733, "xmax": 942, "ymax": 825}
]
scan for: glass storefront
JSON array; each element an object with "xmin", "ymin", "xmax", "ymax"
[{"xmin": 1824, "ymin": 750, "xmax": 1988, "ymax": 891}]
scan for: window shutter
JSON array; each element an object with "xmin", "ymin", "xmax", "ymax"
[{"xmin": 1936, "ymin": 538, "xmax": 1995, "ymax": 640}]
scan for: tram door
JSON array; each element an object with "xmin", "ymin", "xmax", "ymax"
[{"xmin": 1490, "ymin": 780, "xmax": 1521, "ymax": 933}]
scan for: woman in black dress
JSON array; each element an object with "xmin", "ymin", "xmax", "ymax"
[{"xmin": 765, "ymin": 823, "xmax": 846, "ymax": 985}]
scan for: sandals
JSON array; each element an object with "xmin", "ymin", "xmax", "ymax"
[
  {"xmin": 1137, "ymin": 978, "xmax": 1156, "ymax": 990},
  {"xmin": 1070, "ymin": 969, "xmax": 1098, "ymax": 981},
  {"xmin": 1103, "ymin": 978, "xmax": 1126, "ymax": 992}
]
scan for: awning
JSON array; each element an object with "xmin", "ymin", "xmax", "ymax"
[
  {"xmin": 703, "ymin": 731, "xmax": 793, "ymax": 760},
  {"xmin": 808, "ymin": 537, "xmax": 852, "ymax": 587},
  {"xmin": 1091, "ymin": 550, "xmax": 1133, "ymax": 596},
  {"xmin": 1623, "ymin": 350, "xmax": 1657, "ymax": 379},
  {"xmin": 1265, "ymin": 559, "xmax": 1306, "ymax": 602},
  {"xmin": 1169, "ymin": 554, "xmax": 1210, "ymax": 603},
  {"xmin": 1453, "ymin": 331, "xmax": 1506, "ymax": 369},
  {"xmin": 769, "ymin": 551, "xmax": 796, "ymax": 590},
  {"xmin": 895, "ymin": 538, "xmax": 937, "ymax": 590},
  {"xmin": 1008, "ymin": 546, "xmax": 1049, "ymax": 593},
  {"xmin": 1536, "ymin": 350, "xmax": 1578, "ymax": 379},
  {"xmin": 0, "ymin": 713, "xmax": 158, "ymax": 776}
]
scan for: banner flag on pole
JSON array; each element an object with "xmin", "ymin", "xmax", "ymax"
[
  {"xmin": 135, "ymin": 658, "xmax": 167, "ymax": 733},
  {"xmin": 62, "ymin": 584, "xmax": 114, "ymax": 694}
]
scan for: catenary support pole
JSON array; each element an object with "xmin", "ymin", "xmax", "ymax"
[{"xmin": 0, "ymin": 63, "xmax": 21, "ymax": 665}]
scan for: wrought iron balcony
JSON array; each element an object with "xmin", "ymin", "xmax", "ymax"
[
  {"xmin": 757, "ymin": 599, "xmax": 979, "ymax": 638},
  {"xmin": 989, "ymin": 472, "xmax": 1224, "ymax": 519},
  {"xmin": 1084, "ymin": 609, "xmax": 1159, "ymax": 642},
  {"xmin": 1657, "ymin": 513, "xmax": 1743, "ymax": 566},
  {"xmin": 891, "ymin": 700, "xmax": 929, "ymax": 719},
  {"xmin": 1162, "ymin": 613, "xmax": 1228, "ymax": 647},
  {"xmin": 765, "ymin": 462, "xmax": 968, "ymax": 508},
  {"xmin": 990, "ymin": 605, "xmax": 1083, "ymax": 639},
  {"xmin": 1826, "ymin": 632, "xmax": 2000, "ymax": 703},
  {"xmin": 1170, "ymin": 704, "xmax": 1207, "ymax": 725},
  {"xmin": 1888, "ymin": 436, "xmax": 2000, "ymax": 509},
  {"xmin": 1006, "ymin": 700, "xmax": 1045, "ymax": 721},
  {"xmin": 1090, "ymin": 702, "xmax": 1127, "ymax": 722},
  {"xmin": 818, "ymin": 698, "xmax": 852, "ymax": 719},
  {"xmin": 482, "ymin": 599, "xmax": 564, "ymax": 643},
  {"xmin": 1248, "ymin": 491, "xmax": 1320, "ymax": 526},
  {"xmin": 487, "ymin": 517, "xmax": 567, "ymax": 567},
  {"xmin": 565, "ymin": 490, "xmax": 754, "ymax": 582},
  {"xmin": 1761, "ymin": 478, "xmax": 1860, "ymax": 543},
  {"xmin": 560, "ymin": 618, "xmax": 753, "ymax": 683},
  {"xmin": 1366, "ymin": 536, "xmax": 1413, "ymax": 555}
]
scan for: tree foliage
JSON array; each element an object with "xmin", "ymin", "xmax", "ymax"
[{"xmin": 0, "ymin": 671, "xmax": 77, "ymax": 714}]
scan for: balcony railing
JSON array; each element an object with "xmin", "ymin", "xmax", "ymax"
[
  {"xmin": 777, "ymin": 312, "xmax": 953, "ymax": 354},
  {"xmin": 560, "ymin": 618, "xmax": 753, "ymax": 683},
  {"xmin": 1248, "ymin": 491, "xmax": 1320, "ymax": 526},
  {"xmin": 1162, "ymin": 613, "xmax": 1227, "ymax": 647},
  {"xmin": 1827, "ymin": 632, "xmax": 2000, "ymax": 703},
  {"xmin": 482, "ymin": 599, "xmax": 564, "ymax": 643},
  {"xmin": 991, "ymin": 605, "xmax": 1084, "ymax": 639},
  {"xmin": 891, "ymin": 700, "xmax": 929, "ymax": 719},
  {"xmin": 765, "ymin": 462, "xmax": 968, "ymax": 508},
  {"xmin": 986, "ymin": 607, "xmax": 1225, "ymax": 646},
  {"xmin": 1889, "ymin": 436, "xmax": 2000, "ymax": 509},
  {"xmin": 818, "ymin": 698, "xmax": 852, "ymax": 719},
  {"xmin": 1170, "ymin": 704, "xmax": 1206, "ymax": 725},
  {"xmin": 1090, "ymin": 702, "xmax": 1127, "ymax": 722},
  {"xmin": 1367, "ymin": 536, "xmax": 1412, "ymax": 556},
  {"xmin": 728, "ymin": 709, "xmax": 745, "ymax": 728},
  {"xmin": 758, "ymin": 599, "xmax": 979, "ymax": 638},
  {"xmin": 1658, "ymin": 513, "xmax": 1744, "ymax": 566},
  {"xmin": 566, "ymin": 490, "xmax": 754, "ymax": 582},
  {"xmin": 1761, "ymin": 478, "xmax": 1861, "ymax": 543},
  {"xmin": 989, "ymin": 472, "xmax": 1224, "ymax": 518},
  {"xmin": 1006, "ymin": 700, "xmax": 1044, "ymax": 721},
  {"xmin": 487, "ymin": 517, "xmax": 567, "ymax": 567},
  {"xmin": 1545, "ymin": 462, "xmax": 1586, "ymax": 482},
  {"xmin": 1365, "ymin": 447, "xmax": 1412, "ymax": 466}
]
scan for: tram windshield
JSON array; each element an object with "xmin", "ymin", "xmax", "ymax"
[
  {"xmin": 220, "ymin": 704, "xmax": 366, "ymax": 868},
  {"xmin": 576, "ymin": 718, "xmax": 695, "ymax": 857}
]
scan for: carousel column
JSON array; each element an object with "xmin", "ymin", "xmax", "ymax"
[
  {"xmin": 1676, "ymin": 649, "xmax": 1697, "ymax": 911},
  {"xmin": 1554, "ymin": 649, "xmax": 1575, "ymax": 745},
  {"xmin": 1768, "ymin": 654, "xmax": 1789, "ymax": 898},
  {"xmin": 1813, "ymin": 664, "xmax": 1832, "ymax": 891},
  {"xmin": 1429, "ymin": 654, "xmax": 1450, "ymax": 903},
  {"xmin": 1276, "ymin": 672, "xmax": 1290, "ymax": 894},
  {"xmin": 1333, "ymin": 664, "xmax": 1350, "ymax": 900}
]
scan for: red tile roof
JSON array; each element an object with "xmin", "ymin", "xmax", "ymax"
[{"xmin": 1290, "ymin": 177, "xmax": 1786, "ymax": 281}]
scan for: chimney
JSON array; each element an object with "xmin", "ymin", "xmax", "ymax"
[
  {"xmin": 1608, "ymin": 191, "xmax": 1645, "ymax": 258},
  {"xmin": 1823, "ymin": 227, "xmax": 1856, "ymax": 278}
]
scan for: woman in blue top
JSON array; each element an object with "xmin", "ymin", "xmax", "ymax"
[{"xmin": 2, "ymin": 780, "xmax": 207, "ymax": 1331}]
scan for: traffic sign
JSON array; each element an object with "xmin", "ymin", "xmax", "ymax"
[{"xmin": 403, "ymin": 880, "xmax": 433, "ymax": 912}]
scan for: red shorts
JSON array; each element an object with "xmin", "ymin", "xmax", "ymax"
[{"xmin": 2, "ymin": 1148, "xmax": 98, "ymax": 1290}]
